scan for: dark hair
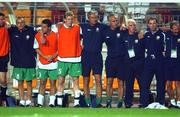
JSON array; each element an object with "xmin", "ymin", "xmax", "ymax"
[
  {"xmin": 0, "ymin": 12, "xmax": 5, "ymax": 17},
  {"xmin": 170, "ymin": 21, "xmax": 179, "ymax": 29},
  {"xmin": 42, "ymin": 19, "xmax": 52, "ymax": 27},
  {"xmin": 64, "ymin": 11, "xmax": 74, "ymax": 19},
  {"xmin": 148, "ymin": 17, "xmax": 158, "ymax": 24}
]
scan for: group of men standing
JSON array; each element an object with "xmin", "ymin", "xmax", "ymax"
[{"xmin": 0, "ymin": 10, "xmax": 179, "ymax": 108}]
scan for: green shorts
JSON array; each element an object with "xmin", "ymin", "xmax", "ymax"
[
  {"xmin": 38, "ymin": 69, "xmax": 58, "ymax": 80},
  {"xmin": 58, "ymin": 62, "xmax": 82, "ymax": 77},
  {"xmin": 12, "ymin": 67, "xmax": 36, "ymax": 81}
]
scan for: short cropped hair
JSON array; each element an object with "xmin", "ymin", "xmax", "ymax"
[
  {"xmin": 42, "ymin": 19, "xmax": 52, "ymax": 27},
  {"xmin": 87, "ymin": 10, "xmax": 98, "ymax": 18},
  {"xmin": 64, "ymin": 11, "xmax": 74, "ymax": 19},
  {"xmin": 148, "ymin": 17, "xmax": 158, "ymax": 24},
  {"xmin": 170, "ymin": 21, "xmax": 179, "ymax": 29},
  {"xmin": 128, "ymin": 19, "xmax": 136, "ymax": 25},
  {"xmin": 16, "ymin": 17, "xmax": 25, "ymax": 23}
]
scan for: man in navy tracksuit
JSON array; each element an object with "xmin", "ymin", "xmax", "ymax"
[
  {"xmin": 8, "ymin": 17, "xmax": 36, "ymax": 106},
  {"xmin": 80, "ymin": 10, "xmax": 107, "ymax": 107},
  {"xmin": 141, "ymin": 17, "xmax": 166, "ymax": 107},
  {"xmin": 123, "ymin": 19, "xmax": 145, "ymax": 108},
  {"xmin": 165, "ymin": 21, "xmax": 180, "ymax": 108},
  {"xmin": 103, "ymin": 13, "xmax": 127, "ymax": 108}
]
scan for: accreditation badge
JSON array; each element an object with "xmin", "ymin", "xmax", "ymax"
[
  {"xmin": 128, "ymin": 48, "xmax": 135, "ymax": 58},
  {"xmin": 171, "ymin": 48, "xmax": 177, "ymax": 58}
]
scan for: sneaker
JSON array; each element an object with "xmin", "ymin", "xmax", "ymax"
[
  {"xmin": 125, "ymin": 104, "xmax": 131, "ymax": 108},
  {"xmin": 57, "ymin": 104, "xmax": 63, "ymax": 107},
  {"xmin": 169, "ymin": 99, "xmax": 177, "ymax": 108},
  {"xmin": 49, "ymin": 95, "xmax": 55, "ymax": 108},
  {"xmin": 86, "ymin": 104, "xmax": 92, "ymax": 108},
  {"xmin": 117, "ymin": 101, "xmax": 123, "ymax": 108},
  {"xmin": 19, "ymin": 100, "xmax": 25, "ymax": 107},
  {"xmin": 37, "ymin": 104, "xmax": 43, "ymax": 107},
  {"xmin": 49, "ymin": 104, "xmax": 55, "ymax": 107},
  {"xmin": 106, "ymin": 100, "xmax": 112, "ymax": 108},
  {"xmin": 26, "ymin": 100, "xmax": 32, "ymax": 107},
  {"xmin": 177, "ymin": 101, "xmax": 180, "ymax": 108},
  {"xmin": 96, "ymin": 104, "xmax": 104, "ymax": 108},
  {"xmin": 138, "ymin": 104, "xmax": 144, "ymax": 108},
  {"xmin": 74, "ymin": 104, "xmax": 80, "ymax": 108}
]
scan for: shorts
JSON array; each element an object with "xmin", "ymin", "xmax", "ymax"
[
  {"xmin": 12, "ymin": 67, "xmax": 36, "ymax": 81},
  {"xmin": 57, "ymin": 62, "xmax": 82, "ymax": 77},
  {"xmin": 37, "ymin": 69, "xmax": 58, "ymax": 80},
  {"xmin": 81, "ymin": 51, "xmax": 103, "ymax": 77},
  {"xmin": 0, "ymin": 54, "xmax": 9, "ymax": 72}
]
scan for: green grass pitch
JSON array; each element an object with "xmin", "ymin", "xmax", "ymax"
[{"xmin": 0, "ymin": 108, "xmax": 179, "ymax": 117}]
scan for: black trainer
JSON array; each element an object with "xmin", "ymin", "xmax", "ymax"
[
  {"xmin": 74, "ymin": 104, "xmax": 80, "ymax": 108},
  {"xmin": 49, "ymin": 104, "xmax": 55, "ymax": 107},
  {"xmin": 125, "ymin": 104, "xmax": 131, "ymax": 108},
  {"xmin": 106, "ymin": 100, "xmax": 112, "ymax": 108},
  {"xmin": 96, "ymin": 104, "xmax": 104, "ymax": 108},
  {"xmin": 117, "ymin": 101, "xmax": 123, "ymax": 108},
  {"xmin": 37, "ymin": 104, "xmax": 43, "ymax": 107},
  {"xmin": 57, "ymin": 104, "xmax": 63, "ymax": 107}
]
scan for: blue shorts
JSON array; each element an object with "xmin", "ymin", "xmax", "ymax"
[
  {"xmin": 0, "ymin": 54, "xmax": 9, "ymax": 72},
  {"xmin": 165, "ymin": 58, "xmax": 180, "ymax": 81},
  {"xmin": 105, "ymin": 57, "xmax": 125, "ymax": 80},
  {"xmin": 81, "ymin": 51, "xmax": 103, "ymax": 77}
]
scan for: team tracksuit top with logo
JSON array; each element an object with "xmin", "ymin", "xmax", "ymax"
[{"xmin": 8, "ymin": 25, "xmax": 36, "ymax": 68}]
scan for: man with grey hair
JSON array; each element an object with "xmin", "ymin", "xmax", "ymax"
[
  {"xmin": 123, "ymin": 19, "xmax": 145, "ymax": 108},
  {"xmin": 8, "ymin": 17, "xmax": 36, "ymax": 107},
  {"xmin": 103, "ymin": 13, "xmax": 127, "ymax": 108},
  {"xmin": 80, "ymin": 10, "xmax": 107, "ymax": 107}
]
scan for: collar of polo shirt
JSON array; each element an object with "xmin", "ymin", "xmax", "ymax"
[{"xmin": 63, "ymin": 23, "xmax": 74, "ymax": 29}]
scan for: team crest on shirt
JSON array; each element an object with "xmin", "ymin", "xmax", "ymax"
[
  {"xmin": 106, "ymin": 36, "xmax": 110, "ymax": 39},
  {"xmin": 116, "ymin": 33, "xmax": 120, "ymax": 38},
  {"xmin": 135, "ymin": 39, "xmax": 138, "ymax": 43},
  {"xmin": 166, "ymin": 37, "xmax": 170, "ymax": 40},
  {"xmin": 177, "ymin": 38, "xmax": 180, "ymax": 43},
  {"xmin": 156, "ymin": 36, "xmax": 160, "ymax": 40},
  {"xmin": 15, "ymin": 35, "xmax": 19, "ymax": 38},
  {"xmin": 16, "ymin": 74, "xmax": 20, "ymax": 80},
  {"xmin": 96, "ymin": 27, "xmax": 99, "ymax": 32},
  {"xmin": 26, "ymin": 35, "xmax": 30, "ymax": 40},
  {"xmin": 147, "ymin": 36, "xmax": 150, "ymax": 38},
  {"xmin": 87, "ymin": 29, "xmax": 91, "ymax": 31}
]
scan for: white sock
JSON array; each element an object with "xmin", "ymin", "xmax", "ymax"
[
  {"xmin": 74, "ymin": 90, "xmax": 80, "ymax": 106},
  {"xmin": 56, "ymin": 92, "xmax": 63, "ymax": 106},
  {"xmin": 26, "ymin": 100, "xmax": 31, "ymax": 106},
  {"xmin": 49, "ymin": 95, "xmax": 56, "ymax": 106},
  {"xmin": 20, "ymin": 100, "xmax": 25, "ymax": 106},
  {"xmin": 170, "ymin": 99, "xmax": 176, "ymax": 106},
  {"xmin": 37, "ymin": 94, "xmax": 44, "ymax": 105},
  {"xmin": 177, "ymin": 101, "xmax": 180, "ymax": 107}
]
